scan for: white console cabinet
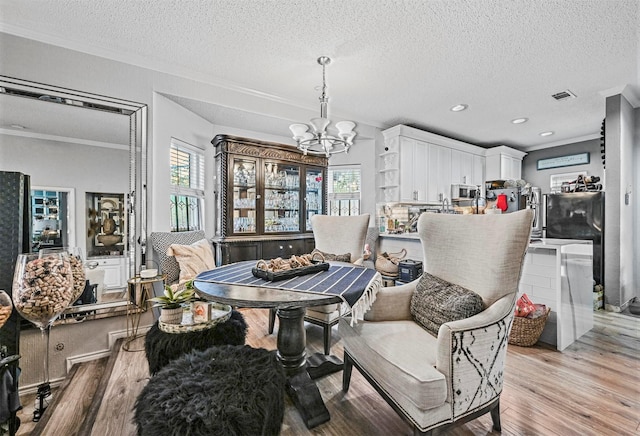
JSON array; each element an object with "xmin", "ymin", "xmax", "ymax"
[{"xmin": 91, "ymin": 256, "xmax": 127, "ymax": 290}]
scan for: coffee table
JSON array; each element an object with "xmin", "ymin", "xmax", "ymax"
[{"xmin": 193, "ymin": 262, "xmax": 381, "ymax": 429}]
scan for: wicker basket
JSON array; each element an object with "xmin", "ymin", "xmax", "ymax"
[
  {"xmin": 508, "ymin": 307, "xmax": 550, "ymax": 346},
  {"xmin": 375, "ymin": 248, "xmax": 407, "ymax": 277}
]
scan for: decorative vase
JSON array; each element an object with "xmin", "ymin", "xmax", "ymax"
[
  {"xmin": 160, "ymin": 307, "xmax": 183, "ymax": 324},
  {"xmin": 12, "ymin": 251, "xmax": 76, "ymax": 421}
]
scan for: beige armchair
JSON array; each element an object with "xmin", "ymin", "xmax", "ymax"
[
  {"xmin": 340, "ymin": 209, "xmax": 533, "ymax": 435},
  {"xmin": 268, "ymin": 214, "xmax": 370, "ymax": 354}
]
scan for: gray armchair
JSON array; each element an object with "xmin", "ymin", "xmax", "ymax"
[
  {"xmin": 340, "ymin": 209, "xmax": 533, "ymax": 435},
  {"xmin": 149, "ymin": 230, "xmax": 207, "ymax": 286}
]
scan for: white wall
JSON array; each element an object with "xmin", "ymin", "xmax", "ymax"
[
  {"xmin": 604, "ymin": 93, "xmax": 636, "ymax": 309},
  {"xmin": 521, "ymin": 138, "xmax": 603, "ymax": 194},
  {"xmin": 635, "ymin": 107, "xmax": 640, "ymax": 304},
  {"xmin": 151, "ymin": 93, "xmax": 216, "ymax": 235},
  {"xmin": 0, "ymin": 135, "xmax": 128, "ymax": 253}
]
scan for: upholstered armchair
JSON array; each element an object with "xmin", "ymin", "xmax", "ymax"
[
  {"xmin": 339, "ymin": 209, "xmax": 533, "ymax": 435},
  {"xmin": 268, "ymin": 214, "xmax": 370, "ymax": 354}
]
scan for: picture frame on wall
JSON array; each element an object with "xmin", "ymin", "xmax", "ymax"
[{"xmin": 537, "ymin": 152, "xmax": 590, "ymax": 170}]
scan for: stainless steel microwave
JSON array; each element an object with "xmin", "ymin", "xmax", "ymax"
[{"xmin": 451, "ymin": 184, "xmax": 478, "ymax": 200}]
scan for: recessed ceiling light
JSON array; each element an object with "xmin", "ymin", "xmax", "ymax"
[
  {"xmin": 511, "ymin": 118, "xmax": 528, "ymax": 124},
  {"xmin": 450, "ymin": 104, "xmax": 468, "ymax": 112},
  {"xmin": 540, "ymin": 131, "xmax": 554, "ymax": 137},
  {"xmin": 10, "ymin": 124, "xmax": 26, "ymax": 129}
]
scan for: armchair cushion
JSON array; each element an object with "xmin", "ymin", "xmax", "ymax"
[
  {"xmin": 340, "ymin": 318, "xmax": 448, "ymax": 413},
  {"xmin": 410, "ymin": 273, "xmax": 484, "ymax": 336},
  {"xmin": 310, "ymin": 214, "xmax": 370, "ymax": 264},
  {"xmin": 149, "ymin": 231, "xmax": 206, "ymax": 284},
  {"xmin": 167, "ymin": 238, "xmax": 215, "ymax": 285}
]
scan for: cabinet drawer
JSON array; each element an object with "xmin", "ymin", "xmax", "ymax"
[
  {"xmin": 261, "ymin": 240, "xmax": 307, "ymax": 259},
  {"xmin": 219, "ymin": 242, "xmax": 260, "ymax": 265}
]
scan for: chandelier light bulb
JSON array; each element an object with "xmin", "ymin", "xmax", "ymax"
[{"xmin": 310, "ymin": 117, "xmax": 331, "ymax": 135}]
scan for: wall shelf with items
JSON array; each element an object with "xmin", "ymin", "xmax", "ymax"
[
  {"xmin": 86, "ymin": 192, "xmax": 126, "ymax": 258},
  {"xmin": 378, "ymin": 138, "xmax": 400, "ymax": 202},
  {"xmin": 31, "ymin": 188, "xmax": 68, "ymax": 251}
]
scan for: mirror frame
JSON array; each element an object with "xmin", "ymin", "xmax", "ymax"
[{"xmin": 0, "ymin": 75, "xmax": 148, "ymax": 297}]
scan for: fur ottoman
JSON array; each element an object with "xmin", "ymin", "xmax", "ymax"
[
  {"xmin": 144, "ymin": 309, "xmax": 247, "ymax": 375},
  {"xmin": 134, "ymin": 345, "xmax": 286, "ymax": 436}
]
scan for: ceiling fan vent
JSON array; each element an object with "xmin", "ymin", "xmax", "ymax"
[{"xmin": 552, "ymin": 90, "xmax": 576, "ymax": 101}]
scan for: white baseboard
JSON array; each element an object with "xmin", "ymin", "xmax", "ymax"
[
  {"xmin": 107, "ymin": 324, "xmax": 153, "ymax": 349},
  {"xmin": 20, "ymin": 378, "xmax": 65, "ymax": 395},
  {"xmin": 66, "ymin": 349, "xmax": 113, "ymax": 373}
]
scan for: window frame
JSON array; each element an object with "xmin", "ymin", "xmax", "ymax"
[
  {"xmin": 327, "ymin": 164, "xmax": 361, "ymax": 216},
  {"xmin": 169, "ymin": 137, "xmax": 205, "ymax": 232}
]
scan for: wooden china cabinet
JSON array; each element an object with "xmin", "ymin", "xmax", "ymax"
[{"xmin": 211, "ymin": 134, "xmax": 327, "ymax": 265}]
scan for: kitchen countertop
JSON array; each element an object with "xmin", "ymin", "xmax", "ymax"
[{"xmin": 380, "ymin": 232, "xmax": 592, "ymax": 249}]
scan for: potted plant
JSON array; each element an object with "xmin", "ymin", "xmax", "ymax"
[{"xmin": 150, "ymin": 282, "xmax": 195, "ymax": 324}]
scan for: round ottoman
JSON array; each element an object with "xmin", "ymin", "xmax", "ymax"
[
  {"xmin": 144, "ymin": 309, "xmax": 247, "ymax": 375},
  {"xmin": 134, "ymin": 345, "xmax": 286, "ymax": 436}
]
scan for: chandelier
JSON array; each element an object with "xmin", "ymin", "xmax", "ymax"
[{"xmin": 289, "ymin": 56, "xmax": 357, "ymax": 157}]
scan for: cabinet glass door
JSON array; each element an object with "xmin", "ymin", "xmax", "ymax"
[
  {"xmin": 231, "ymin": 157, "xmax": 257, "ymax": 234},
  {"xmin": 305, "ymin": 167, "xmax": 324, "ymax": 231},
  {"xmin": 263, "ymin": 161, "xmax": 300, "ymax": 233}
]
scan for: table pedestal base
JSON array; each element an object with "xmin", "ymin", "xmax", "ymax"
[
  {"xmin": 276, "ymin": 307, "xmax": 330, "ymax": 429},
  {"xmin": 306, "ymin": 353, "xmax": 343, "ymax": 379}
]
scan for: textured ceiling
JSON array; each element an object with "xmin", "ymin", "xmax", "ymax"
[{"xmin": 0, "ymin": 0, "xmax": 638, "ymax": 150}]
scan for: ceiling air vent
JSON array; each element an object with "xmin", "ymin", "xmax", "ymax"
[{"xmin": 551, "ymin": 90, "xmax": 576, "ymax": 101}]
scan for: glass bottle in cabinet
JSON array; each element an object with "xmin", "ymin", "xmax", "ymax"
[
  {"xmin": 263, "ymin": 161, "xmax": 300, "ymax": 233},
  {"xmin": 305, "ymin": 167, "xmax": 324, "ymax": 231},
  {"xmin": 231, "ymin": 157, "xmax": 257, "ymax": 233}
]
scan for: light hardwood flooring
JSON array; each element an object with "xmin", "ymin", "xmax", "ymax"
[{"xmin": 16, "ymin": 309, "xmax": 640, "ymax": 435}]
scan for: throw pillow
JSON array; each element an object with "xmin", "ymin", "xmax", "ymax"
[
  {"xmin": 410, "ymin": 273, "xmax": 485, "ymax": 336},
  {"xmin": 311, "ymin": 248, "xmax": 351, "ymax": 263},
  {"xmin": 167, "ymin": 239, "xmax": 215, "ymax": 285}
]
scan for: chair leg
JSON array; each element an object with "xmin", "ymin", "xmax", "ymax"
[
  {"xmin": 323, "ymin": 325, "xmax": 331, "ymax": 355},
  {"xmin": 342, "ymin": 351, "xmax": 353, "ymax": 392},
  {"xmin": 490, "ymin": 399, "xmax": 501, "ymax": 432},
  {"xmin": 268, "ymin": 308, "xmax": 276, "ymax": 334}
]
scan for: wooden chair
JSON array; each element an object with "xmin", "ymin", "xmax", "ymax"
[{"xmin": 268, "ymin": 214, "xmax": 370, "ymax": 354}]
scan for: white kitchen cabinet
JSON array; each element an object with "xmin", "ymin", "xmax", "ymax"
[
  {"xmin": 485, "ymin": 146, "xmax": 527, "ymax": 181},
  {"xmin": 381, "ymin": 125, "xmax": 490, "ymax": 203},
  {"xmin": 450, "ymin": 149, "xmax": 473, "ymax": 185},
  {"xmin": 427, "ymin": 143, "xmax": 451, "ymax": 202},
  {"xmin": 399, "ymin": 137, "xmax": 428, "ymax": 202},
  {"xmin": 471, "ymin": 154, "xmax": 485, "ymax": 188}
]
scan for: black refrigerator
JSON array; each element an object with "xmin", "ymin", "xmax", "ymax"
[{"xmin": 545, "ymin": 192, "xmax": 604, "ymax": 286}]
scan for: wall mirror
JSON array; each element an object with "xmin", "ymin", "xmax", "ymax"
[{"xmin": 0, "ymin": 75, "xmax": 147, "ymax": 320}]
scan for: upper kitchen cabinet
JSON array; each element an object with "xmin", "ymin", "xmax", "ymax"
[
  {"xmin": 211, "ymin": 135, "xmax": 327, "ymax": 265},
  {"xmin": 485, "ymin": 146, "xmax": 527, "ymax": 181},
  {"xmin": 380, "ymin": 125, "xmax": 486, "ymax": 203}
]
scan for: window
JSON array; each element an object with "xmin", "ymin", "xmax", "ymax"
[
  {"xmin": 327, "ymin": 165, "xmax": 361, "ymax": 216},
  {"xmin": 170, "ymin": 138, "xmax": 205, "ymax": 232}
]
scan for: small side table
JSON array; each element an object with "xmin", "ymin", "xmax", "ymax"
[{"xmin": 124, "ymin": 274, "xmax": 166, "ymax": 351}]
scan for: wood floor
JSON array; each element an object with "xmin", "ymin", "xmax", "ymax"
[{"xmin": 16, "ymin": 309, "xmax": 640, "ymax": 435}]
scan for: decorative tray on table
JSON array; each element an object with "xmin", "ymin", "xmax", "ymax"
[
  {"xmin": 251, "ymin": 254, "xmax": 329, "ymax": 282},
  {"xmin": 159, "ymin": 302, "xmax": 232, "ymax": 334}
]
